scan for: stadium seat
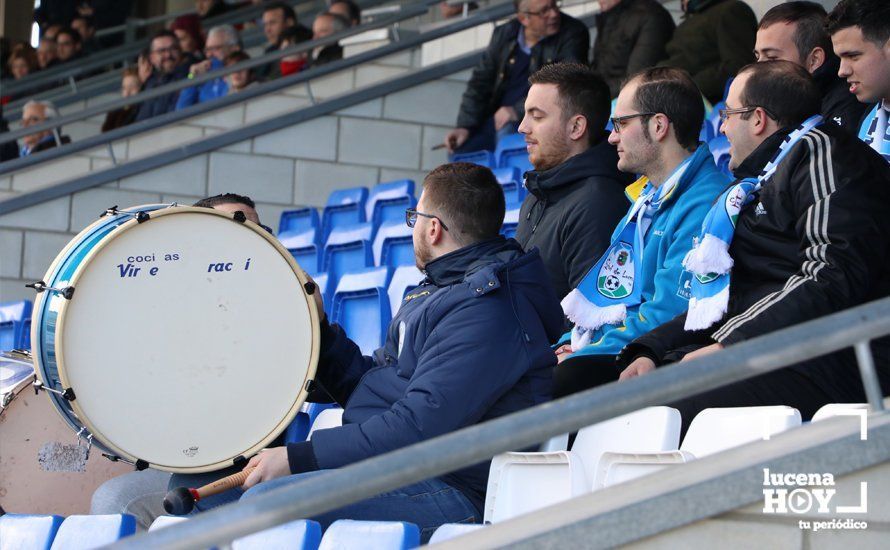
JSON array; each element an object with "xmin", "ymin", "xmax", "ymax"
[
  {"xmin": 366, "ymin": 180, "xmax": 416, "ymax": 230},
  {"xmin": 279, "ymin": 208, "xmax": 320, "ymax": 237},
  {"xmin": 699, "ymin": 119, "xmax": 715, "ymax": 143},
  {"xmin": 707, "ymin": 100, "xmax": 725, "ymax": 136},
  {"xmin": 148, "ymin": 516, "xmax": 188, "ymax": 531},
  {"xmin": 331, "ymin": 266, "xmax": 392, "ymax": 355},
  {"xmin": 451, "ymin": 150, "xmax": 496, "ymax": 168},
  {"xmin": 484, "ymin": 407, "xmax": 680, "ymax": 522},
  {"xmin": 232, "ymin": 519, "xmax": 322, "ymax": 550},
  {"xmin": 708, "ymin": 134, "xmax": 731, "ymax": 177},
  {"xmin": 428, "ymin": 523, "xmax": 485, "ymax": 543},
  {"xmin": 0, "ymin": 300, "xmax": 32, "ymax": 351},
  {"xmin": 323, "ymin": 222, "xmax": 374, "ymax": 290},
  {"xmin": 285, "ymin": 402, "xmax": 341, "ymax": 444},
  {"xmin": 539, "ymin": 433, "xmax": 569, "ymax": 452},
  {"xmin": 501, "ymin": 206, "xmax": 521, "ymax": 239},
  {"xmin": 282, "ymin": 228, "xmax": 322, "ymax": 274},
  {"xmin": 373, "ymin": 220, "xmax": 414, "ymax": 268},
  {"xmin": 0, "ymin": 514, "xmax": 64, "ymax": 550},
  {"xmin": 308, "ymin": 408, "xmax": 345, "ymax": 439},
  {"xmin": 312, "ymin": 272, "xmax": 332, "ymax": 316},
  {"xmin": 495, "ymin": 133, "xmax": 532, "ymax": 173},
  {"xmin": 50, "ymin": 515, "xmax": 136, "ymax": 549},
  {"xmin": 319, "ymin": 520, "xmax": 420, "ymax": 550},
  {"xmin": 322, "ymin": 187, "xmax": 369, "ymax": 243},
  {"xmin": 811, "ymin": 403, "xmax": 869, "ymax": 422},
  {"xmin": 388, "ymin": 265, "xmax": 424, "ymax": 316},
  {"xmin": 492, "ymin": 167, "xmax": 524, "ymax": 206},
  {"xmin": 595, "ymin": 406, "xmax": 802, "ymax": 488}
]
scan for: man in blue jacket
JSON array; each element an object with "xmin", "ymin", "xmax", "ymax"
[
  {"xmin": 175, "ymin": 25, "xmax": 241, "ymax": 110},
  {"xmin": 172, "ymin": 163, "xmax": 564, "ymax": 541},
  {"xmin": 552, "ymin": 67, "xmax": 729, "ymax": 397}
]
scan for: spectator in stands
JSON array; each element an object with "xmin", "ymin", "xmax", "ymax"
[
  {"xmin": 19, "ymin": 100, "xmax": 70, "ymax": 157},
  {"xmin": 102, "ymin": 68, "xmax": 142, "ymax": 133},
  {"xmin": 43, "ymin": 24, "xmax": 63, "ymax": 43},
  {"xmin": 552, "ymin": 67, "xmax": 729, "ymax": 396},
  {"xmin": 828, "ymin": 0, "xmax": 890, "ymax": 163},
  {"xmin": 278, "ymin": 25, "xmax": 313, "ymax": 76},
  {"xmin": 329, "ymin": 0, "xmax": 362, "ymax": 27},
  {"xmin": 755, "ymin": 2, "xmax": 865, "ymax": 134},
  {"xmin": 515, "ymin": 63, "xmax": 632, "ymax": 304},
  {"xmin": 136, "ymin": 30, "xmax": 190, "ymax": 121},
  {"xmin": 618, "ymin": 60, "xmax": 890, "ymax": 432},
  {"xmin": 71, "ymin": 14, "xmax": 99, "ymax": 56},
  {"xmin": 167, "ymin": 164, "xmax": 563, "ymax": 542},
  {"xmin": 137, "ymin": 49, "xmax": 153, "ymax": 85},
  {"xmin": 591, "ymin": 0, "xmax": 675, "ymax": 98},
  {"xmin": 55, "ymin": 27, "xmax": 84, "ymax": 64},
  {"xmin": 659, "ymin": 0, "xmax": 757, "ymax": 104},
  {"xmin": 37, "ymin": 36, "xmax": 59, "ymax": 70},
  {"xmin": 176, "ymin": 25, "xmax": 241, "ymax": 110},
  {"xmin": 7, "ymin": 44, "xmax": 39, "ymax": 81},
  {"xmin": 257, "ymin": 2, "xmax": 303, "ymax": 80},
  {"xmin": 311, "ymin": 12, "xmax": 349, "ymax": 66},
  {"xmin": 439, "ymin": 1, "xmax": 479, "ymax": 19},
  {"xmin": 196, "ymin": 0, "xmax": 232, "ymax": 21},
  {"xmin": 225, "ymin": 51, "xmax": 257, "ymax": 93},
  {"xmin": 444, "ymin": 0, "xmax": 590, "ymax": 154},
  {"xmin": 170, "ymin": 14, "xmax": 205, "ymax": 63}
]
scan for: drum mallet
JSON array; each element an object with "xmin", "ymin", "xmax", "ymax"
[{"xmin": 163, "ymin": 466, "xmax": 256, "ymax": 515}]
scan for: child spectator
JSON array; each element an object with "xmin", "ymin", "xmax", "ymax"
[
  {"xmin": 102, "ymin": 68, "xmax": 142, "ymax": 132},
  {"xmin": 225, "ymin": 51, "xmax": 256, "ymax": 93}
]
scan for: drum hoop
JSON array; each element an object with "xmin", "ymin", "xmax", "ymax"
[{"xmin": 47, "ymin": 205, "xmax": 321, "ymax": 473}]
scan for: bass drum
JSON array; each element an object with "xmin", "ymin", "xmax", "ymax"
[
  {"xmin": 0, "ymin": 351, "xmax": 131, "ymax": 515},
  {"xmin": 30, "ymin": 205, "xmax": 321, "ymax": 474}
]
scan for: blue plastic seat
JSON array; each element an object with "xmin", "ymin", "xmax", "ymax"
[
  {"xmin": 319, "ymin": 520, "xmax": 420, "ymax": 550},
  {"xmin": 501, "ymin": 206, "xmax": 521, "ymax": 239},
  {"xmin": 366, "ymin": 180, "xmax": 415, "ymax": 229},
  {"xmin": 388, "ymin": 265, "xmax": 424, "ymax": 316},
  {"xmin": 50, "ymin": 515, "xmax": 136, "ymax": 549},
  {"xmin": 0, "ymin": 514, "xmax": 64, "ymax": 550},
  {"xmin": 323, "ymin": 222, "xmax": 374, "ymax": 291},
  {"xmin": 707, "ymin": 100, "xmax": 725, "ymax": 137},
  {"xmin": 0, "ymin": 300, "xmax": 33, "ymax": 351},
  {"xmin": 331, "ymin": 266, "xmax": 392, "ymax": 355},
  {"xmin": 708, "ymin": 134, "xmax": 732, "ymax": 178},
  {"xmin": 495, "ymin": 133, "xmax": 532, "ymax": 173},
  {"xmin": 322, "ymin": 187, "xmax": 369, "ymax": 243},
  {"xmin": 279, "ymin": 208, "xmax": 320, "ymax": 237},
  {"xmin": 451, "ymin": 150, "xmax": 496, "ymax": 168},
  {"xmin": 429, "ymin": 523, "xmax": 485, "ymax": 543},
  {"xmin": 311, "ymin": 271, "xmax": 332, "ymax": 317},
  {"xmin": 282, "ymin": 228, "xmax": 322, "ymax": 274},
  {"xmin": 233, "ymin": 519, "xmax": 322, "ymax": 550},
  {"xmin": 373, "ymin": 220, "xmax": 414, "ymax": 268},
  {"xmin": 491, "ymin": 167, "xmax": 524, "ymax": 206},
  {"xmin": 285, "ymin": 402, "xmax": 341, "ymax": 443}
]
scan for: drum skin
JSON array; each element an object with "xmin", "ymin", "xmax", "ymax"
[{"xmin": 30, "ymin": 205, "xmax": 320, "ymax": 474}]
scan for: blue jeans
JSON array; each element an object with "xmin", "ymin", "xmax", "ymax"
[{"xmin": 168, "ymin": 470, "xmax": 480, "ymax": 543}]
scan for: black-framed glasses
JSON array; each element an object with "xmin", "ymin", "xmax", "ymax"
[
  {"xmin": 405, "ymin": 208, "xmax": 449, "ymax": 231},
  {"xmin": 718, "ymin": 105, "xmax": 777, "ymax": 122},
  {"xmin": 610, "ymin": 112, "xmax": 657, "ymax": 133},
  {"xmin": 523, "ymin": 1, "xmax": 561, "ymax": 17}
]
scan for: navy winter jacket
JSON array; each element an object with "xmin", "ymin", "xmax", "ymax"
[{"xmin": 286, "ymin": 237, "xmax": 564, "ymax": 511}]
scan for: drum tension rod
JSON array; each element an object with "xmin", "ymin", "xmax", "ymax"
[
  {"xmin": 100, "ymin": 205, "xmax": 151, "ymax": 223},
  {"xmin": 26, "ymin": 280, "xmax": 75, "ymax": 299},
  {"xmin": 32, "ymin": 380, "xmax": 76, "ymax": 401},
  {"xmin": 102, "ymin": 453, "xmax": 132, "ymax": 465}
]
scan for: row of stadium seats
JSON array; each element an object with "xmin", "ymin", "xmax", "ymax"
[
  {"xmin": 0, "ymin": 300, "xmax": 31, "ymax": 351},
  {"xmin": 451, "ymin": 133, "xmax": 534, "ymax": 175}
]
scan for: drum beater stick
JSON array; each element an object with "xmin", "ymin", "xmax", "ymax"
[{"xmin": 163, "ymin": 466, "xmax": 256, "ymax": 515}]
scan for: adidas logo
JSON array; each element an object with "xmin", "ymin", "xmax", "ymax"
[{"xmin": 755, "ymin": 203, "xmax": 767, "ymax": 216}]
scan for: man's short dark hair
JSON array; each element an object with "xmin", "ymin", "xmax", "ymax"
[
  {"xmin": 264, "ymin": 1, "xmax": 298, "ymax": 24},
  {"xmin": 330, "ymin": 0, "xmax": 361, "ymax": 25},
  {"xmin": 193, "ymin": 193, "xmax": 256, "ymax": 209},
  {"xmin": 423, "ymin": 163, "xmax": 506, "ymax": 244},
  {"xmin": 280, "ymin": 25, "xmax": 313, "ymax": 45},
  {"xmin": 737, "ymin": 61, "xmax": 821, "ymax": 128},
  {"xmin": 626, "ymin": 67, "xmax": 704, "ymax": 151},
  {"xmin": 56, "ymin": 27, "xmax": 82, "ymax": 45},
  {"xmin": 529, "ymin": 63, "xmax": 611, "ymax": 145},
  {"xmin": 150, "ymin": 29, "xmax": 179, "ymax": 48},
  {"xmin": 826, "ymin": 0, "xmax": 890, "ymax": 45},
  {"xmin": 71, "ymin": 14, "xmax": 94, "ymax": 29},
  {"xmin": 760, "ymin": 1, "xmax": 832, "ymax": 60}
]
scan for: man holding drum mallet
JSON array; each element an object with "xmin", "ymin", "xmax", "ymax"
[{"xmin": 165, "ymin": 163, "xmax": 564, "ymax": 543}]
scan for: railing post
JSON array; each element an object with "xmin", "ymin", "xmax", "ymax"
[{"xmin": 854, "ymin": 340, "xmax": 885, "ymax": 411}]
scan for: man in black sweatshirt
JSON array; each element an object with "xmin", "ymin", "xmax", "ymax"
[{"xmin": 514, "ymin": 63, "xmax": 632, "ymax": 303}]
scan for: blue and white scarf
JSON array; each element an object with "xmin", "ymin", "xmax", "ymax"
[
  {"xmin": 682, "ymin": 115, "xmax": 823, "ymax": 330},
  {"xmin": 859, "ymin": 101, "xmax": 889, "ymax": 163},
  {"xmin": 562, "ymin": 157, "xmax": 692, "ymax": 350}
]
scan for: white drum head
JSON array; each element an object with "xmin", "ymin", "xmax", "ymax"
[{"xmin": 55, "ymin": 208, "xmax": 318, "ymax": 472}]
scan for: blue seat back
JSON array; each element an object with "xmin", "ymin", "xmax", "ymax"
[
  {"xmin": 708, "ymin": 134, "xmax": 732, "ymax": 177},
  {"xmin": 492, "ymin": 166, "xmax": 521, "ymax": 184},
  {"xmin": 322, "ymin": 187, "xmax": 369, "ymax": 243},
  {"xmin": 233, "ymin": 519, "xmax": 322, "ymax": 550},
  {"xmin": 312, "ymin": 271, "xmax": 332, "ymax": 317},
  {"xmin": 0, "ymin": 300, "xmax": 32, "ymax": 351},
  {"xmin": 388, "ymin": 265, "xmax": 423, "ymax": 316},
  {"xmin": 324, "ymin": 223, "xmax": 374, "ymax": 288},
  {"xmin": 501, "ymin": 206, "xmax": 521, "ymax": 239},
  {"xmin": 373, "ymin": 220, "xmax": 413, "ymax": 267},
  {"xmin": 327, "ymin": 187, "xmax": 369, "ymax": 208},
  {"xmin": 366, "ymin": 180, "xmax": 415, "ymax": 224},
  {"xmin": 495, "ymin": 133, "xmax": 532, "ymax": 173},
  {"xmin": 50, "ymin": 515, "xmax": 136, "ymax": 549},
  {"xmin": 282, "ymin": 228, "xmax": 322, "ymax": 274},
  {"xmin": 278, "ymin": 208, "xmax": 319, "ymax": 236},
  {"xmin": 319, "ymin": 520, "xmax": 420, "ymax": 550},
  {"xmin": 373, "ymin": 195, "xmax": 416, "ymax": 230},
  {"xmin": 451, "ymin": 150, "xmax": 496, "ymax": 167},
  {"xmin": 0, "ymin": 514, "xmax": 64, "ymax": 550},
  {"xmin": 285, "ymin": 402, "xmax": 340, "ymax": 443},
  {"xmin": 332, "ymin": 267, "xmax": 392, "ymax": 355}
]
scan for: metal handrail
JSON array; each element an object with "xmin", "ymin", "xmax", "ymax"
[
  {"xmin": 109, "ymin": 296, "xmax": 890, "ymax": 549},
  {"xmin": 0, "ymin": 1, "xmax": 440, "ymax": 148}
]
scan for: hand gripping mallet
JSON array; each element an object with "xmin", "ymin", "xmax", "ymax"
[{"xmin": 163, "ymin": 466, "xmax": 256, "ymax": 515}]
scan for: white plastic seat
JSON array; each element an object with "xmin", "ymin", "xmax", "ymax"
[
  {"xmin": 428, "ymin": 523, "xmax": 485, "ymax": 543},
  {"xmin": 811, "ymin": 403, "xmax": 869, "ymax": 422},
  {"xmin": 232, "ymin": 519, "xmax": 322, "ymax": 550},
  {"xmin": 308, "ymin": 408, "xmax": 344, "ymax": 439},
  {"xmin": 148, "ymin": 516, "xmax": 188, "ymax": 531}
]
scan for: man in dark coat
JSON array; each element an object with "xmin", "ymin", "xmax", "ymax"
[
  {"xmin": 168, "ymin": 163, "xmax": 564, "ymax": 543},
  {"xmin": 444, "ymin": 0, "xmax": 590, "ymax": 154},
  {"xmin": 515, "ymin": 63, "xmax": 632, "ymax": 302},
  {"xmin": 659, "ymin": 0, "xmax": 758, "ymax": 104},
  {"xmin": 754, "ymin": 1, "xmax": 865, "ymax": 133},
  {"xmin": 135, "ymin": 31, "xmax": 190, "ymax": 122},
  {"xmin": 618, "ymin": 61, "xmax": 890, "ymax": 434},
  {"xmin": 591, "ymin": 0, "xmax": 675, "ymax": 97}
]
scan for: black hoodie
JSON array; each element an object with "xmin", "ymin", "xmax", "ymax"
[
  {"xmin": 813, "ymin": 55, "xmax": 867, "ymax": 134},
  {"xmin": 515, "ymin": 135, "xmax": 633, "ymax": 302}
]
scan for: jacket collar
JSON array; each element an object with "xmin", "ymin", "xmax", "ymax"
[
  {"xmin": 525, "ymin": 133, "xmax": 616, "ymax": 199},
  {"xmin": 424, "ymin": 237, "xmax": 521, "ymax": 286},
  {"xmin": 623, "ymin": 142, "xmax": 712, "ymax": 202},
  {"xmin": 732, "ymin": 127, "xmax": 793, "ymax": 180}
]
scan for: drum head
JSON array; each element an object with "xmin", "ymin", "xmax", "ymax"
[{"xmin": 54, "ymin": 207, "xmax": 318, "ymax": 472}]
